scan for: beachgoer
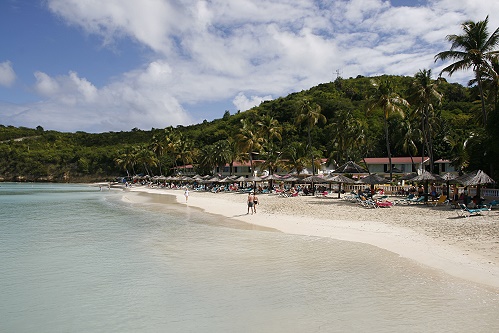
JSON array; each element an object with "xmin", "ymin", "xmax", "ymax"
[
  {"xmin": 184, "ymin": 188, "xmax": 189, "ymax": 202},
  {"xmin": 247, "ymin": 193, "xmax": 254, "ymax": 214},
  {"xmin": 253, "ymin": 194, "xmax": 259, "ymax": 213},
  {"xmin": 430, "ymin": 184, "xmax": 437, "ymax": 200}
]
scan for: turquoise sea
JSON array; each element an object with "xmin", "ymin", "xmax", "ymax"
[{"xmin": 1, "ymin": 183, "xmax": 498, "ymax": 332}]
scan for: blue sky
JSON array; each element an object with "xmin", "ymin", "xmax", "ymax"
[{"xmin": 1, "ymin": 0, "xmax": 498, "ymax": 133}]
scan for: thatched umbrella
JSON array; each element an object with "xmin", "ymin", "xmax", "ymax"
[
  {"xmin": 333, "ymin": 161, "xmax": 368, "ymax": 174},
  {"xmin": 302, "ymin": 175, "xmax": 327, "ymax": 183},
  {"xmin": 400, "ymin": 172, "xmax": 418, "ymax": 181},
  {"xmin": 246, "ymin": 176, "xmax": 262, "ymax": 194},
  {"xmin": 408, "ymin": 171, "xmax": 443, "ymax": 202},
  {"xmin": 262, "ymin": 174, "xmax": 281, "ymax": 191},
  {"xmin": 455, "ymin": 170, "xmax": 495, "ymax": 202},
  {"xmin": 357, "ymin": 173, "xmax": 389, "ymax": 194},
  {"xmin": 327, "ymin": 174, "xmax": 355, "ymax": 198},
  {"xmin": 302, "ymin": 175, "xmax": 327, "ymax": 194}
]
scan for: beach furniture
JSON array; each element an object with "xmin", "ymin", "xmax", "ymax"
[
  {"xmin": 316, "ymin": 190, "xmax": 328, "ymax": 198},
  {"xmin": 432, "ymin": 195, "xmax": 448, "ymax": 207},
  {"xmin": 393, "ymin": 193, "xmax": 415, "ymax": 205},
  {"xmin": 375, "ymin": 200, "xmax": 393, "ymax": 208},
  {"xmin": 408, "ymin": 196, "xmax": 426, "ymax": 204},
  {"xmin": 457, "ymin": 203, "xmax": 491, "ymax": 218}
]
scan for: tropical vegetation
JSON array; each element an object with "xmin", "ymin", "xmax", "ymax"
[{"xmin": 0, "ymin": 17, "xmax": 498, "ymax": 184}]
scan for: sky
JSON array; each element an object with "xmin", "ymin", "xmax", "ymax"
[{"xmin": 1, "ymin": 0, "xmax": 498, "ymax": 133}]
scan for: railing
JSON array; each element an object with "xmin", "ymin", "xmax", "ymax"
[{"xmin": 343, "ymin": 184, "xmax": 499, "ymax": 198}]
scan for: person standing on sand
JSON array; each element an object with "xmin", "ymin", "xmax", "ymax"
[
  {"xmin": 253, "ymin": 194, "xmax": 259, "ymax": 213},
  {"xmin": 184, "ymin": 188, "xmax": 189, "ymax": 202},
  {"xmin": 247, "ymin": 193, "xmax": 254, "ymax": 214}
]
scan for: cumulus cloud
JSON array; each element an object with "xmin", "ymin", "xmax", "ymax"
[
  {"xmin": 0, "ymin": 61, "xmax": 16, "ymax": 87},
  {"xmin": 233, "ymin": 92, "xmax": 273, "ymax": 112},
  {"xmin": 6, "ymin": 0, "xmax": 499, "ymax": 132}
]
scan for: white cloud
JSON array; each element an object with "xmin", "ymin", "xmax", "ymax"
[
  {"xmin": 233, "ymin": 92, "xmax": 273, "ymax": 112},
  {"xmin": 0, "ymin": 61, "xmax": 16, "ymax": 87},
  {"xmin": 6, "ymin": 0, "xmax": 497, "ymax": 132}
]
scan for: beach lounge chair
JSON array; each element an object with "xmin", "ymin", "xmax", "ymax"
[
  {"xmin": 316, "ymin": 190, "xmax": 328, "ymax": 198},
  {"xmin": 375, "ymin": 200, "xmax": 393, "ymax": 208},
  {"xmin": 393, "ymin": 193, "xmax": 415, "ymax": 205},
  {"xmin": 457, "ymin": 203, "xmax": 491, "ymax": 218},
  {"xmin": 432, "ymin": 195, "xmax": 448, "ymax": 207},
  {"xmin": 408, "ymin": 196, "xmax": 425, "ymax": 204},
  {"xmin": 487, "ymin": 200, "xmax": 499, "ymax": 208}
]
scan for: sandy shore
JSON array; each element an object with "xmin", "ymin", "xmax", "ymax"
[{"xmin": 123, "ymin": 186, "xmax": 499, "ymax": 290}]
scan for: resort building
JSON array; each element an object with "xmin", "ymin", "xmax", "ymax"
[
  {"xmin": 434, "ymin": 159, "xmax": 458, "ymax": 175},
  {"xmin": 173, "ymin": 158, "xmax": 332, "ymax": 178},
  {"xmin": 362, "ymin": 157, "xmax": 430, "ymax": 176}
]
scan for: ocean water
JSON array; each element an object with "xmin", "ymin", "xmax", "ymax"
[{"xmin": 0, "ymin": 183, "xmax": 498, "ymax": 333}]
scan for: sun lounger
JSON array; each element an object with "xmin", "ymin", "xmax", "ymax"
[
  {"xmin": 393, "ymin": 194, "xmax": 415, "ymax": 205},
  {"xmin": 432, "ymin": 195, "xmax": 448, "ymax": 207},
  {"xmin": 375, "ymin": 200, "xmax": 393, "ymax": 208},
  {"xmin": 408, "ymin": 196, "xmax": 426, "ymax": 204},
  {"xmin": 457, "ymin": 203, "xmax": 491, "ymax": 218},
  {"xmin": 316, "ymin": 191, "xmax": 328, "ymax": 198}
]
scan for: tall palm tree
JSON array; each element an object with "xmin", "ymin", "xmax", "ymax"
[
  {"xmin": 435, "ymin": 16, "xmax": 499, "ymax": 126},
  {"xmin": 282, "ymin": 142, "xmax": 309, "ymax": 176},
  {"xmin": 163, "ymin": 127, "xmax": 181, "ymax": 173},
  {"xmin": 212, "ymin": 139, "xmax": 231, "ymax": 174},
  {"xmin": 114, "ymin": 147, "xmax": 136, "ymax": 177},
  {"xmin": 295, "ymin": 99, "xmax": 326, "ymax": 177},
  {"xmin": 394, "ymin": 116, "xmax": 420, "ymax": 172},
  {"xmin": 366, "ymin": 78, "xmax": 409, "ymax": 180},
  {"xmin": 257, "ymin": 115, "xmax": 282, "ymax": 176},
  {"xmin": 135, "ymin": 145, "xmax": 158, "ymax": 176},
  {"xmin": 235, "ymin": 119, "xmax": 263, "ymax": 177},
  {"xmin": 150, "ymin": 133, "xmax": 166, "ymax": 175},
  {"xmin": 410, "ymin": 69, "xmax": 442, "ymax": 172}
]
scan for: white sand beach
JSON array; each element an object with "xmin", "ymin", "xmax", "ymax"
[{"xmin": 123, "ymin": 186, "xmax": 499, "ymax": 290}]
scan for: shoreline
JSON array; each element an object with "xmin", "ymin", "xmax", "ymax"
[{"xmin": 124, "ymin": 186, "xmax": 499, "ymax": 290}]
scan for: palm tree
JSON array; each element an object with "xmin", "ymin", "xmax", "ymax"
[
  {"xmin": 135, "ymin": 145, "xmax": 158, "ymax": 176},
  {"xmin": 150, "ymin": 133, "xmax": 166, "ymax": 175},
  {"xmin": 282, "ymin": 142, "xmax": 309, "ymax": 176},
  {"xmin": 257, "ymin": 115, "xmax": 282, "ymax": 176},
  {"xmin": 195, "ymin": 144, "xmax": 216, "ymax": 175},
  {"xmin": 114, "ymin": 147, "xmax": 136, "ymax": 177},
  {"xmin": 212, "ymin": 139, "xmax": 231, "ymax": 174},
  {"xmin": 394, "ymin": 116, "xmax": 419, "ymax": 172},
  {"xmin": 235, "ymin": 119, "xmax": 263, "ymax": 176},
  {"xmin": 410, "ymin": 69, "xmax": 442, "ymax": 172},
  {"xmin": 435, "ymin": 16, "xmax": 499, "ymax": 126},
  {"xmin": 295, "ymin": 99, "xmax": 326, "ymax": 177},
  {"xmin": 366, "ymin": 78, "xmax": 409, "ymax": 180},
  {"xmin": 163, "ymin": 127, "xmax": 181, "ymax": 173},
  {"xmin": 327, "ymin": 108, "xmax": 362, "ymax": 165}
]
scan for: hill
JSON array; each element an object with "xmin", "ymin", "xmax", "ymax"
[{"xmin": 0, "ymin": 74, "xmax": 497, "ymax": 182}]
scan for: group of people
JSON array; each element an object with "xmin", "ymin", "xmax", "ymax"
[{"xmin": 247, "ymin": 192, "xmax": 259, "ymax": 214}]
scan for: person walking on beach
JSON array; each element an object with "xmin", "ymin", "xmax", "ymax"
[
  {"xmin": 253, "ymin": 194, "xmax": 259, "ymax": 213},
  {"xmin": 247, "ymin": 193, "xmax": 254, "ymax": 214},
  {"xmin": 184, "ymin": 187, "xmax": 189, "ymax": 202}
]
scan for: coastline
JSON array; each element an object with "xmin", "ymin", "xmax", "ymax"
[{"xmin": 123, "ymin": 186, "xmax": 499, "ymax": 290}]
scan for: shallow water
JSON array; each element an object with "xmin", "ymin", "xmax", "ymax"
[{"xmin": 0, "ymin": 183, "xmax": 498, "ymax": 332}]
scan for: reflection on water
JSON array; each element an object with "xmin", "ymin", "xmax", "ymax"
[{"xmin": 0, "ymin": 183, "xmax": 498, "ymax": 333}]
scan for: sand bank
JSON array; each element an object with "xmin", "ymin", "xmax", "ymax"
[{"xmin": 124, "ymin": 186, "xmax": 499, "ymax": 290}]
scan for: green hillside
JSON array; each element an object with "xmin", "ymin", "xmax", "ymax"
[{"xmin": 1, "ymin": 74, "xmax": 497, "ymax": 182}]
